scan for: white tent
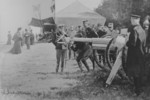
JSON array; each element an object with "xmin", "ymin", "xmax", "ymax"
[{"xmin": 56, "ymin": 1, "xmax": 106, "ymax": 27}]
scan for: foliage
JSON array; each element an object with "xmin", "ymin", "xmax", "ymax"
[{"xmin": 95, "ymin": 0, "xmax": 150, "ymax": 27}]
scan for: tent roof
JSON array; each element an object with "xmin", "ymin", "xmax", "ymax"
[
  {"xmin": 29, "ymin": 17, "xmax": 55, "ymax": 27},
  {"xmin": 56, "ymin": 1, "xmax": 105, "ymax": 19}
]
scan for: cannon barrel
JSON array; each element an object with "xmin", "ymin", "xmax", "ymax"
[
  {"xmin": 65, "ymin": 37, "xmax": 112, "ymax": 44},
  {"xmin": 72, "ymin": 38, "xmax": 112, "ymax": 44},
  {"xmin": 64, "ymin": 37, "xmax": 113, "ymax": 50}
]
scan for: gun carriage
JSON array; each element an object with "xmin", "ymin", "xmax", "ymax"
[{"xmin": 64, "ymin": 29, "xmax": 128, "ymax": 70}]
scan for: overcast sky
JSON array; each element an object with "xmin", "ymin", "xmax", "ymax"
[{"xmin": 0, "ymin": 0, "xmax": 102, "ymax": 41}]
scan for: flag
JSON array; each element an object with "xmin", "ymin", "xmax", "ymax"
[
  {"xmin": 50, "ymin": 0, "xmax": 55, "ymax": 19},
  {"xmin": 32, "ymin": 4, "xmax": 41, "ymax": 19},
  {"xmin": 32, "ymin": 4, "xmax": 42, "ymax": 26},
  {"xmin": 32, "ymin": 4, "xmax": 40, "ymax": 13}
]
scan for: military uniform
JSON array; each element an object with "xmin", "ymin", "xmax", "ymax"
[
  {"xmin": 71, "ymin": 31, "xmax": 92, "ymax": 71},
  {"xmin": 24, "ymin": 32, "xmax": 31, "ymax": 49},
  {"xmin": 126, "ymin": 24, "xmax": 146, "ymax": 94},
  {"xmin": 54, "ymin": 31, "xmax": 67, "ymax": 73}
]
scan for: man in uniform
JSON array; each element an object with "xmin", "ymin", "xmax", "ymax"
[
  {"xmin": 82, "ymin": 20, "xmax": 98, "ymax": 38},
  {"xmin": 55, "ymin": 25, "xmax": 67, "ymax": 73},
  {"xmin": 125, "ymin": 12, "xmax": 146, "ymax": 95},
  {"xmin": 24, "ymin": 29, "xmax": 31, "ymax": 49},
  {"xmin": 30, "ymin": 30, "xmax": 34, "ymax": 45}
]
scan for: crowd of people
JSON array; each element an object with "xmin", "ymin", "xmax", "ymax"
[
  {"xmin": 6, "ymin": 28, "xmax": 37, "ymax": 54},
  {"xmin": 5, "ymin": 11, "xmax": 150, "ymax": 96},
  {"xmin": 46, "ymin": 12, "xmax": 150, "ymax": 96},
  {"xmin": 48, "ymin": 20, "xmax": 121, "ymax": 73}
]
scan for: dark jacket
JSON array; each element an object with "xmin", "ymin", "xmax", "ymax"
[
  {"xmin": 85, "ymin": 27, "xmax": 98, "ymax": 38},
  {"xmin": 97, "ymin": 30, "xmax": 107, "ymax": 37},
  {"xmin": 53, "ymin": 31, "xmax": 67, "ymax": 50},
  {"xmin": 126, "ymin": 25, "xmax": 146, "ymax": 77}
]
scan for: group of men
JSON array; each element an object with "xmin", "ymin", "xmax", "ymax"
[
  {"xmin": 53, "ymin": 18, "xmax": 121, "ymax": 72},
  {"xmin": 52, "ymin": 10, "xmax": 150, "ymax": 95}
]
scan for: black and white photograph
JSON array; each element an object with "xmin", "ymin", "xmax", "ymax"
[{"xmin": 0, "ymin": 0, "xmax": 150, "ymax": 100}]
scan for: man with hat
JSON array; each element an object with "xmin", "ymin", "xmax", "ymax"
[
  {"xmin": 24, "ymin": 29, "xmax": 31, "ymax": 49},
  {"xmin": 55, "ymin": 25, "xmax": 67, "ymax": 73},
  {"xmin": 82, "ymin": 20, "xmax": 98, "ymax": 38},
  {"xmin": 125, "ymin": 11, "xmax": 146, "ymax": 95}
]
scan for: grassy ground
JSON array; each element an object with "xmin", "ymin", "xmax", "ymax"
[{"xmin": 0, "ymin": 43, "xmax": 150, "ymax": 100}]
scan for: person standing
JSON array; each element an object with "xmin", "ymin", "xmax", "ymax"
[
  {"xmin": 6, "ymin": 31, "xmax": 12, "ymax": 45},
  {"xmin": 30, "ymin": 30, "xmax": 34, "ymax": 45},
  {"xmin": 68, "ymin": 26, "xmax": 76, "ymax": 60},
  {"xmin": 143, "ymin": 15, "xmax": 150, "ymax": 53},
  {"xmin": 54, "ymin": 25, "xmax": 67, "ymax": 73},
  {"xmin": 9, "ymin": 27, "xmax": 22, "ymax": 54},
  {"xmin": 21, "ymin": 31, "xmax": 25, "ymax": 46},
  {"xmin": 125, "ymin": 12, "xmax": 146, "ymax": 95},
  {"xmin": 24, "ymin": 29, "xmax": 31, "ymax": 49}
]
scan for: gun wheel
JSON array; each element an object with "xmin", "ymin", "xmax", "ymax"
[{"xmin": 105, "ymin": 38, "xmax": 118, "ymax": 69}]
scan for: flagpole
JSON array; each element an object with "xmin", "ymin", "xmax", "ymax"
[
  {"xmin": 54, "ymin": 2, "xmax": 55, "ymax": 24},
  {"xmin": 38, "ymin": 10, "xmax": 43, "ymax": 28},
  {"xmin": 37, "ymin": 4, "xmax": 42, "ymax": 28},
  {"xmin": 50, "ymin": 0, "xmax": 55, "ymax": 24},
  {"xmin": 53, "ymin": 0, "xmax": 56, "ymax": 23}
]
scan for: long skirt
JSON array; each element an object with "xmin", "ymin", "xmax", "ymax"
[{"xmin": 10, "ymin": 41, "xmax": 21, "ymax": 54}]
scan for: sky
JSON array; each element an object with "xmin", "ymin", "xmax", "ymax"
[{"xmin": 0, "ymin": 0, "xmax": 102, "ymax": 41}]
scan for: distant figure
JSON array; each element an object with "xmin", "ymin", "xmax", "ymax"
[
  {"xmin": 30, "ymin": 30, "xmax": 34, "ymax": 45},
  {"xmin": 107, "ymin": 22, "xmax": 118, "ymax": 38},
  {"xmin": 6, "ymin": 31, "xmax": 12, "ymax": 45},
  {"xmin": 21, "ymin": 31, "xmax": 25, "ymax": 46},
  {"xmin": 24, "ymin": 29, "xmax": 31, "ymax": 49},
  {"xmin": 9, "ymin": 27, "xmax": 22, "ymax": 54}
]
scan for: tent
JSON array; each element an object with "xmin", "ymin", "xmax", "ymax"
[
  {"xmin": 29, "ymin": 17, "xmax": 55, "ymax": 27},
  {"xmin": 56, "ymin": 1, "xmax": 106, "ymax": 26},
  {"xmin": 29, "ymin": 17, "xmax": 55, "ymax": 33}
]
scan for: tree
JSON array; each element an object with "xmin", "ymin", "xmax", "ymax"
[{"xmin": 95, "ymin": 0, "xmax": 150, "ymax": 27}]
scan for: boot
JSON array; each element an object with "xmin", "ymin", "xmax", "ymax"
[
  {"xmin": 77, "ymin": 62, "xmax": 83, "ymax": 72},
  {"xmin": 56, "ymin": 66, "xmax": 59, "ymax": 73},
  {"xmin": 82, "ymin": 60, "xmax": 90, "ymax": 72},
  {"xmin": 61, "ymin": 67, "xmax": 64, "ymax": 72}
]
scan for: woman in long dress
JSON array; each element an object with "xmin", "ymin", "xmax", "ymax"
[{"xmin": 9, "ymin": 27, "xmax": 22, "ymax": 54}]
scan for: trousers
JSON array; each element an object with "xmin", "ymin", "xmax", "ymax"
[{"xmin": 56, "ymin": 49, "xmax": 66, "ymax": 72}]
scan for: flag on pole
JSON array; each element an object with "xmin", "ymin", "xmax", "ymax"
[
  {"xmin": 32, "ymin": 4, "xmax": 41, "ymax": 19},
  {"xmin": 50, "ymin": 0, "xmax": 55, "ymax": 21},
  {"xmin": 33, "ymin": 4, "xmax": 40, "ymax": 12},
  {"xmin": 32, "ymin": 4, "xmax": 42, "ymax": 26}
]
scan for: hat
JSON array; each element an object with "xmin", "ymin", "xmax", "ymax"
[
  {"xmin": 58, "ymin": 24, "xmax": 64, "ymax": 28},
  {"xmin": 17, "ymin": 27, "xmax": 22, "ymax": 31},
  {"xmin": 131, "ymin": 14, "xmax": 141, "ymax": 18},
  {"xmin": 131, "ymin": 10, "xmax": 141, "ymax": 18},
  {"xmin": 83, "ymin": 20, "xmax": 88, "ymax": 23},
  {"xmin": 97, "ymin": 23, "xmax": 102, "ymax": 27}
]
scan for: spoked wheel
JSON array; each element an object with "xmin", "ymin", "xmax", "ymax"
[
  {"xmin": 93, "ymin": 49, "xmax": 105, "ymax": 69},
  {"xmin": 105, "ymin": 38, "xmax": 118, "ymax": 69},
  {"xmin": 105, "ymin": 37, "xmax": 128, "ymax": 79}
]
